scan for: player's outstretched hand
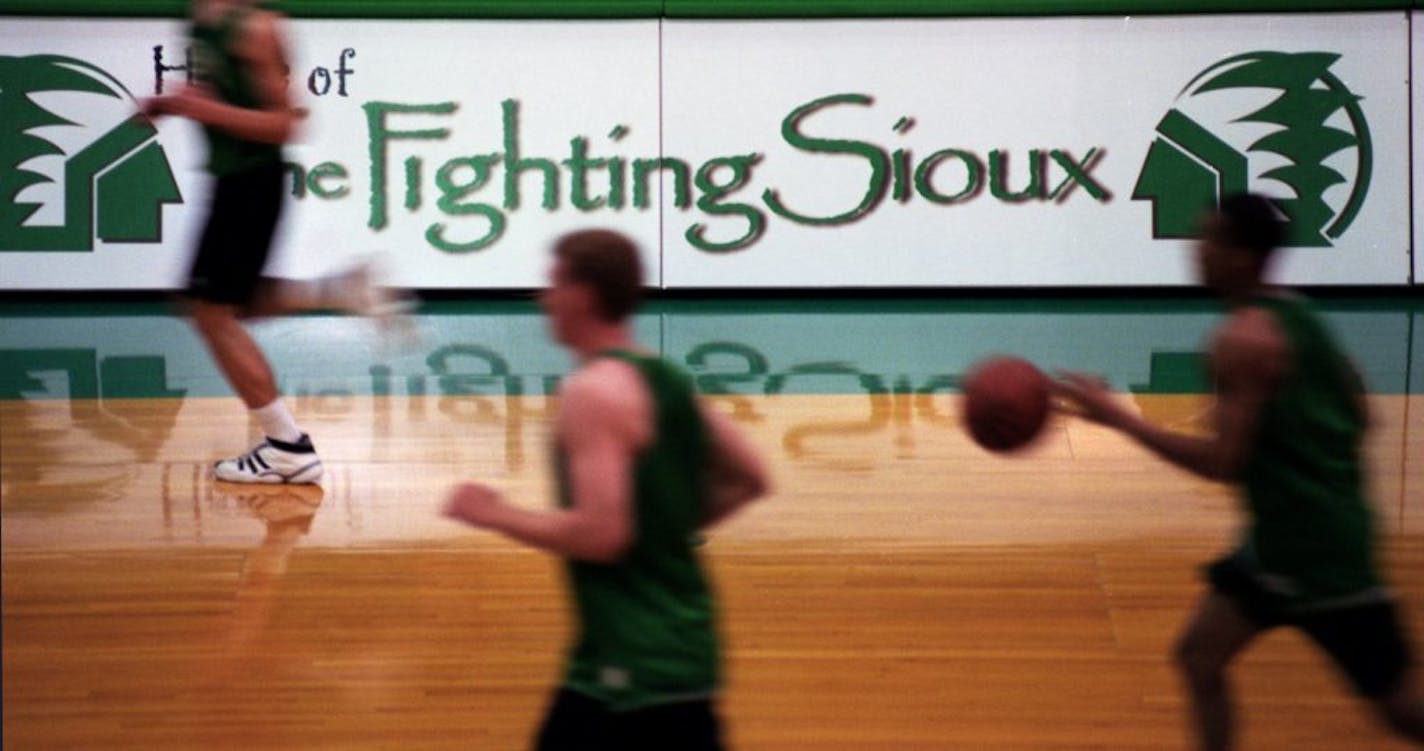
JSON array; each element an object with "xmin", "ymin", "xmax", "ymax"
[
  {"xmin": 138, "ymin": 95, "xmax": 173, "ymax": 120},
  {"xmin": 139, "ymin": 84, "xmax": 213, "ymax": 121},
  {"xmin": 443, "ymin": 483, "xmax": 505, "ymax": 529},
  {"xmin": 1051, "ymin": 371, "xmax": 1128, "ymax": 428}
]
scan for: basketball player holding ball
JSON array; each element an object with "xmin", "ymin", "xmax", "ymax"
[{"xmin": 1054, "ymin": 193, "xmax": 1424, "ymax": 750}]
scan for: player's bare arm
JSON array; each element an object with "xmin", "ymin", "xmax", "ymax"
[
  {"xmin": 143, "ymin": 11, "xmax": 299, "ymax": 144},
  {"xmin": 1344, "ymin": 359, "xmax": 1373, "ymax": 431},
  {"xmin": 1055, "ymin": 308, "xmax": 1287, "ymax": 481},
  {"xmin": 699, "ymin": 402, "xmax": 771, "ymax": 529},
  {"xmin": 1198, "ymin": 307, "xmax": 1288, "ymax": 476},
  {"xmin": 444, "ymin": 361, "xmax": 647, "ymax": 563}
]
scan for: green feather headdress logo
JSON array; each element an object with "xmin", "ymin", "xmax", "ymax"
[
  {"xmin": 1, "ymin": 54, "xmax": 182, "ymax": 252},
  {"xmin": 1133, "ymin": 51, "xmax": 1371, "ymax": 248}
]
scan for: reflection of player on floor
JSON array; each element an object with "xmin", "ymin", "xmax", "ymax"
[
  {"xmin": 143, "ymin": 0, "xmax": 407, "ymax": 484},
  {"xmin": 224, "ymin": 485, "xmax": 324, "ymax": 656},
  {"xmin": 444, "ymin": 230, "xmax": 771, "ymax": 750},
  {"xmin": 1055, "ymin": 194, "xmax": 1423, "ymax": 750}
]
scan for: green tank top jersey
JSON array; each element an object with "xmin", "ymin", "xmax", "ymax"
[
  {"xmin": 189, "ymin": 5, "xmax": 283, "ymax": 176},
  {"xmin": 1236, "ymin": 294, "xmax": 1382, "ymax": 611},
  {"xmin": 556, "ymin": 350, "xmax": 717, "ymax": 711}
]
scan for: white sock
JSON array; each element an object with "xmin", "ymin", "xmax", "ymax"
[{"xmin": 252, "ymin": 399, "xmax": 304, "ymax": 443}]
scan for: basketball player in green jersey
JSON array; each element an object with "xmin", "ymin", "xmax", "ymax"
[
  {"xmin": 144, "ymin": 0, "xmax": 405, "ymax": 484},
  {"xmin": 1055, "ymin": 193, "xmax": 1422, "ymax": 750},
  {"xmin": 443, "ymin": 229, "xmax": 771, "ymax": 750}
]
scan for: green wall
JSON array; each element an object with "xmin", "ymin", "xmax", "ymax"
[{"xmin": 0, "ymin": 0, "xmax": 1408, "ymax": 18}]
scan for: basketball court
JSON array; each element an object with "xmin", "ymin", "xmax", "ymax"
[{"xmin": 3, "ymin": 296, "xmax": 1419, "ymax": 749}]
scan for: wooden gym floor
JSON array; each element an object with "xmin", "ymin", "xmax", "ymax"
[{"xmin": 2, "ymin": 298, "xmax": 1420, "ymax": 750}]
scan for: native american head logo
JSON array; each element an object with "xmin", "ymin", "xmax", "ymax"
[
  {"xmin": 1133, "ymin": 51, "xmax": 1371, "ymax": 248},
  {"xmin": 1, "ymin": 54, "xmax": 182, "ymax": 252}
]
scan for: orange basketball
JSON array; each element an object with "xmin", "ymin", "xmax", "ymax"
[{"xmin": 961, "ymin": 356, "xmax": 1051, "ymax": 453}]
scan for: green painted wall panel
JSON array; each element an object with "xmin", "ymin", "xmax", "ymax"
[
  {"xmin": 0, "ymin": 0, "xmax": 1408, "ymax": 18},
  {"xmin": 1, "ymin": 298, "xmax": 1418, "ymax": 398},
  {"xmin": 0, "ymin": 1, "xmax": 661, "ymax": 18}
]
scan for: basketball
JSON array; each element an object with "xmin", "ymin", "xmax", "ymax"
[{"xmin": 961, "ymin": 356, "xmax": 1051, "ymax": 453}]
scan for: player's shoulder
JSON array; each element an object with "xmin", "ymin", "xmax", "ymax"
[
  {"xmin": 236, "ymin": 6, "xmax": 286, "ymax": 48},
  {"xmin": 1222, "ymin": 302, "xmax": 1288, "ymax": 345},
  {"xmin": 1213, "ymin": 303, "xmax": 1290, "ymax": 374},
  {"xmin": 572, "ymin": 354, "xmax": 645, "ymax": 384},
  {"xmin": 559, "ymin": 359, "xmax": 654, "ymax": 445},
  {"xmin": 562, "ymin": 358, "xmax": 647, "ymax": 410},
  {"xmin": 235, "ymin": 4, "xmax": 281, "ymax": 28}
]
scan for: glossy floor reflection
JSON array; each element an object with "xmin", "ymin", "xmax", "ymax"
[{"xmin": 3, "ymin": 297, "xmax": 1422, "ymax": 750}]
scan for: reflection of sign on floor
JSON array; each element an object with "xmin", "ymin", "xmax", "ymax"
[
  {"xmin": 0, "ymin": 348, "xmax": 186, "ymax": 400},
  {"xmin": 0, "ymin": 348, "xmax": 187, "ymax": 465},
  {"xmin": 1133, "ymin": 351, "xmax": 1209, "ymax": 395}
]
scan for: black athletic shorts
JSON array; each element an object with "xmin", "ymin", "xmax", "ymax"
[
  {"xmin": 533, "ymin": 688, "xmax": 723, "ymax": 751},
  {"xmin": 1207, "ymin": 555, "xmax": 1412, "ymax": 697},
  {"xmin": 186, "ymin": 161, "xmax": 286, "ymax": 305}
]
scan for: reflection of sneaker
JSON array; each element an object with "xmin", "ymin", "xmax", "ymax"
[
  {"xmin": 230, "ymin": 485, "xmax": 325, "ymax": 532},
  {"xmin": 214, "ymin": 435, "xmax": 323, "ymax": 484}
]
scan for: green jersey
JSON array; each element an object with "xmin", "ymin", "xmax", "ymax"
[
  {"xmin": 1235, "ymin": 294, "xmax": 1382, "ymax": 611},
  {"xmin": 556, "ymin": 350, "xmax": 717, "ymax": 711},
  {"xmin": 189, "ymin": 5, "xmax": 283, "ymax": 176}
]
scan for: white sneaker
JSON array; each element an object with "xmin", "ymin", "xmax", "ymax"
[
  {"xmin": 214, "ymin": 435, "xmax": 323, "ymax": 484},
  {"xmin": 335, "ymin": 260, "xmax": 422, "ymax": 353},
  {"xmin": 337, "ymin": 259, "xmax": 418, "ymax": 319}
]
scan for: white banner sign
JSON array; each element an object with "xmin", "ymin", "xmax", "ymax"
[
  {"xmin": 0, "ymin": 18, "xmax": 662, "ymax": 289},
  {"xmin": 661, "ymin": 14, "xmax": 1410, "ymax": 287},
  {"xmin": 0, "ymin": 13, "xmax": 1412, "ymax": 288}
]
